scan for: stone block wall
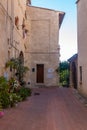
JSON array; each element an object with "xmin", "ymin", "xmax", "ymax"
[
  {"xmin": 25, "ymin": 6, "xmax": 61, "ymax": 87},
  {"xmin": 77, "ymin": 0, "xmax": 87, "ymax": 96},
  {"xmin": 0, "ymin": 1, "xmax": 27, "ymax": 78}
]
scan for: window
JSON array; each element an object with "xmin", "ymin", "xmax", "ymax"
[
  {"xmin": 8, "ymin": 51, "xmax": 10, "ymax": 60},
  {"xmin": 7, "ymin": 38, "xmax": 10, "ymax": 45},
  {"xmin": 79, "ymin": 66, "xmax": 82, "ymax": 84},
  {"xmin": 32, "ymin": 68, "xmax": 35, "ymax": 72},
  {"xmin": 15, "ymin": 16, "xmax": 19, "ymax": 29}
]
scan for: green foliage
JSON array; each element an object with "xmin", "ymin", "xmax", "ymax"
[
  {"xmin": 60, "ymin": 69, "xmax": 69, "ymax": 86},
  {"xmin": 0, "ymin": 57, "xmax": 30, "ymax": 109},
  {"xmin": 8, "ymin": 77, "xmax": 20, "ymax": 93},
  {"xmin": 59, "ymin": 61, "xmax": 69, "ymax": 87},
  {"xmin": 6, "ymin": 58, "xmax": 29, "ymax": 85},
  {"xmin": 0, "ymin": 76, "xmax": 9, "ymax": 91},
  {"xmin": 9, "ymin": 93, "xmax": 21, "ymax": 107},
  {"xmin": 17, "ymin": 87, "xmax": 31, "ymax": 100},
  {"xmin": 0, "ymin": 91, "xmax": 22, "ymax": 108},
  {"xmin": 16, "ymin": 65, "xmax": 29, "ymax": 85},
  {"xmin": 59, "ymin": 61, "xmax": 69, "ymax": 72},
  {"xmin": 5, "ymin": 58, "xmax": 20, "ymax": 70},
  {"xmin": 0, "ymin": 91, "xmax": 10, "ymax": 108},
  {"xmin": 0, "ymin": 76, "xmax": 10, "ymax": 108},
  {"xmin": 0, "ymin": 75, "xmax": 31, "ymax": 109},
  {"xmin": 26, "ymin": 88, "xmax": 32, "ymax": 96}
]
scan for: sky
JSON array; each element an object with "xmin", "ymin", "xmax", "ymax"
[{"xmin": 31, "ymin": 0, "xmax": 77, "ymax": 61}]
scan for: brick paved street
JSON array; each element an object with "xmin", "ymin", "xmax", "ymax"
[{"xmin": 0, "ymin": 87, "xmax": 87, "ymax": 130}]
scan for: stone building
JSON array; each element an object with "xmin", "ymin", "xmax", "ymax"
[
  {"xmin": 76, "ymin": 0, "xmax": 87, "ymax": 96},
  {"xmin": 25, "ymin": 6, "xmax": 65, "ymax": 87},
  {"xmin": 0, "ymin": 1, "xmax": 11, "ymax": 75},
  {"xmin": 0, "ymin": 1, "xmax": 65, "ymax": 87},
  {"xmin": 0, "ymin": 0, "xmax": 30, "ymax": 78},
  {"xmin": 68, "ymin": 54, "xmax": 78, "ymax": 89}
]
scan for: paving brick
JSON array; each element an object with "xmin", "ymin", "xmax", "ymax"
[{"xmin": 0, "ymin": 87, "xmax": 87, "ymax": 130}]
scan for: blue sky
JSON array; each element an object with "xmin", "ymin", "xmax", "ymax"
[{"xmin": 31, "ymin": 0, "xmax": 77, "ymax": 61}]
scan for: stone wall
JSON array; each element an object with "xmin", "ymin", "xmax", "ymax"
[
  {"xmin": 0, "ymin": 1, "xmax": 12, "ymax": 76},
  {"xmin": 0, "ymin": 1, "xmax": 64, "ymax": 87},
  {"xmin": 25, "ymin": 6, "xmax": 62, "ymax": 87},
  {"xmin": 0, "ymin": 1, "xmax": 27, "ymax": 78},
  {"xmin": 77, "ymin": 0, "xmax": 87, "ymax": 96},
  {"xmin": 68, "ymin": 54, "xmax": 78, "ymax": 89}
]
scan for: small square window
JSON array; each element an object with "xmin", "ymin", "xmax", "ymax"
[{"xmin": 32, "ymin": 68, "xmax": 35, "ymax": 72}]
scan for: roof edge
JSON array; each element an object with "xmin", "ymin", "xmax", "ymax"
[
  {"xmin": 27, "ymin": 5, "xmax": 65, "ymax": 13},
  {"xmin": 27, "ymin": 5, "xmax": 65, "ymax": 28},
  {"xmin": 68, "ymin": 54, "xmax": 78, "ymax": 62},
  {"xmin": 27, "ymin": 0, "xmax": 31, "ymax": 5},
  {"xmin": 59, "ymin": 12, "xmax": 65, "ymax": 28},
  {"xmin": 76, "ymin": 0, "xmax": 80, "ymax": 4}
]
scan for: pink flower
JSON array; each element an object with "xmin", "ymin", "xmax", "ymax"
[{"xmin": 0, "ymin": 111, "xmax": 4, "ymax": 117}]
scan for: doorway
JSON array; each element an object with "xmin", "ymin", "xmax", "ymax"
[
  {"xmin": 36, "ymin": 64, "xmax": 44, "ymax": 83},
  {"xmin": 72, "ymin": 62, "xmax": 77, "ymax": 89}
]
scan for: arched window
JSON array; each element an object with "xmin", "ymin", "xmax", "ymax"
[
  {"xmin": 8, "ymin": 51, "xmax": 10, "ymax": 60},
  {"xmin": 19, "ymin": 51, "xmax": 24, "ymax": 64}
]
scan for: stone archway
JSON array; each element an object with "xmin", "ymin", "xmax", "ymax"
[
  {"xmin": 19, "ymin": 51, "xmax": 24, "ymax": 64},
  {"xmin": 72, "ymin": 62, "xmax": 77, "ymax": 89}
]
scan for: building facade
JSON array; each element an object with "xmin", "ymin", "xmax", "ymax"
[
  {"xmin": 25, "ymin": 6, "xmax": 65, "ymax": 87},
  {"xmin": 77, "ymin": 0, "xmax": 87, "ymax": 96},
  {"xmin": 0, "ymin": 0, "xmax": 29, "ymax": 78},
  {"xmin": 68, "ymin": 54, "xmax": 78, "ymax": 89},
  {"xmin": 0, "ymin": 0, "xmax": 12, "ymax": 76},
  {"xmin": 0, "ymin": 1, "xmax": 65, "ymax": 87}
]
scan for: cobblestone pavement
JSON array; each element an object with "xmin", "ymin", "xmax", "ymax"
[{"xmin": 1, "ymin": 87, "xmax": 87, "ymax": 130}]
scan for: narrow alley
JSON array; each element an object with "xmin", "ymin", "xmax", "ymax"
[{"xmin": 0, "ymin": 87, "xmax": 87, "ymax": 130}]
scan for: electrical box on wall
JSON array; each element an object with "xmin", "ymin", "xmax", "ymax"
[{"xmin": 32, "ymin": 68, "xmax": 35, "ymax": 72}]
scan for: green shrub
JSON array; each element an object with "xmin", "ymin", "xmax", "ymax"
[
  {"xmin": 6, "ymin": 58, "xmax": 29, "ymax": 84},
  {"xmin": 0, "ymin": 91, "xmax": 10, "ymax": 108},
  {"xmin": 8, "ymin": 77, "xmax": 20, "ymax": 93},
  {"xmin": 9, "ymin": 93, "xmax": 21, "ymax": 107},
  {"xmin": 0, "ymin": 75, "xmax": 31, "ymax": 109},
  {"xmin": 0, "ymin": 76, "xmax": 9, "ymax": 91},
  {"xmin": 26, "ymin": 88, "xmax": 32, "ymax": 96},
  {"xmin": 0, "ymin": 76, "xmax": 10, "ymax": 108},
  {"xmin": 17, "ymin": 87, "xmax": 31, "ymax": 100}
]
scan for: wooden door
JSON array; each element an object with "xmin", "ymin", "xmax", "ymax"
[{"xmin": 36, "ymin": 64, "xmax": 44, "ymax": 83}]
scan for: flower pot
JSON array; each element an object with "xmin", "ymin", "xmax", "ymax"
[{"xmin": 0, "ymin": 111, "xmax": 4, "ymax": 118}]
